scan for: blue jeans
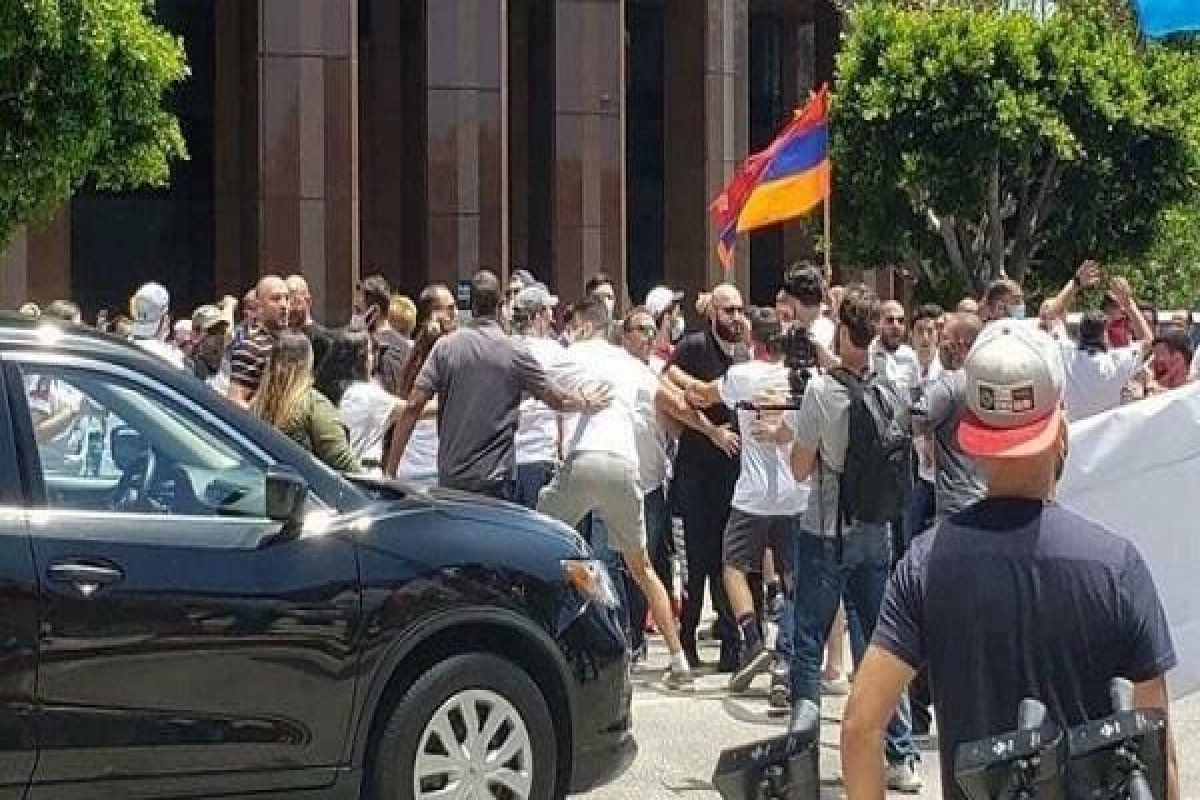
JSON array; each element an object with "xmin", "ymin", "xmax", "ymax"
[
  {"xmin": 790, "ymin": 524, "xmax": 918, "ymax": 764},
  {"xmin": 515, "ymin": 461, "xmax": 556, "ymax": 510},
  {"xmin": 903, "ymin": 478, "xmax": 935, "ymax": 556}
]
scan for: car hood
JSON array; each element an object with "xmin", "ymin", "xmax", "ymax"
[{"xmin": 344, "ymin": 476, "xmax": 589, "ymax": 559}]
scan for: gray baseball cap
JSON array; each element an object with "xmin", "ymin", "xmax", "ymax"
[{"xmin": 958, "ymin": 321, "xmax": 1065, "ymax": 459}]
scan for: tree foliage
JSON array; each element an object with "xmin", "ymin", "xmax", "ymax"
[
  {"xmin": 0, "ymin": 0, "xmax": 188, "ymax": 245},
  {"xmin": 831, "ymin": 1, "xmax": 1200, "ymax": 295}
]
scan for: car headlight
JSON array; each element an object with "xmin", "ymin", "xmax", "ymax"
[{"xmin": 562, "ymin": 559, "xmax": 620, "ymax": 608}]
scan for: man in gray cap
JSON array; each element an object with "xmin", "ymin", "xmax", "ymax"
[
  {"xmin": 842, "ymin": 321, "xmax": 1179, "ymax": 800},
  {"xmin": 511, "ymin": 282, "xmax": 566, "ymax": 508}
]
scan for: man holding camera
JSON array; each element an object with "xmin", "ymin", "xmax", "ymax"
[
  {"xmin": 687, "ymin": 307, "xmax": 809, "ymax": 700},
  {"xmin": 786, "ymin": 284, "xmax": 923, "ymax": 792},
  {"xmin": 841, "ymin": 321, "xmax": 1178, "ymax": 800}
]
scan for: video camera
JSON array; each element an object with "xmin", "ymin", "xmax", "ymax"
[
  {"xmin": 782, "ymin": 326, "xmax": 817, "ymax": 405},
  {"xmin": 953, "ymin": 678, "xmax": 1168, "ymax": 800},
  {"xmin": 712, "ymin": 700, "xmax": 821, "ymax": 800}
]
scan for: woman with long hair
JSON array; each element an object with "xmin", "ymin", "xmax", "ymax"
[
  {"xmin": 252, "ymin": 331, "xmax": 359, "ymax": 472},
  {"xmin": 387, "ymin": 283, "xmax": 456, "ymax": 483},
  {"xmin": 321, "ymin": 325, "xmax": 403, "ymax": 473}
]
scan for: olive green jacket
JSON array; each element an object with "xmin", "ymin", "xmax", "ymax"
[{"xmin": 282, "ymin": 388, "xmax": 360, "ymax": 473}]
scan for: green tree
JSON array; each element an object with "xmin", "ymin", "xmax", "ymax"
[
  {"xmin": 1116, "ymin": 203, "xmax": 1200, "ymax": 310},
  {"xmin": 0, "ymin": 0, "xmax": 188, "ymax": 246},
  {"xmin": 831, "ymin": 2, "xmax": 1200, "ymax": 295}
]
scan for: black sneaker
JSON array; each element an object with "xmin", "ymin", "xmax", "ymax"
[{"xmin": 728, "ymin": 643, "xmax": 773, "ymax": 692}]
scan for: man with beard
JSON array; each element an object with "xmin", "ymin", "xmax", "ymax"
[
  {"xmin": 869, "ymin": 300, "xmax": 920, "ymax": 396},
  {"xmin": 286, "ymin": 274, "xmax": 332, "ymax": 373},
  {"xmin": 658, "ymin": 283, "xmax": 747, "ymax": 670}
]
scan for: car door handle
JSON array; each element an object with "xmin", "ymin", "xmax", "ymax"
[{"xmin": 47, "ymin": 561, "xmax": 124, "ymax": 595}]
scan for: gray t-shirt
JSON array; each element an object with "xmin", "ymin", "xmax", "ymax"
[
  {"xmin": 415, "ymin": 320, "xmax": 549, "ymax": 491},
  {"xmin": 789, "ymin": 372, "xmax": 851, "ymax": 537},
  {"xmin": 913, "ymin": 369, "xmax": 986, "ymax": 518}
]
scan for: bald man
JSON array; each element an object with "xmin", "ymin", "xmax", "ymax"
[
  {"xmin": 657, "ymin": 282, "xmax": 748, "ymax": 671},
  {"xmin": 228, "ymin": 275, "xmax": 289, "ymax": 406}
]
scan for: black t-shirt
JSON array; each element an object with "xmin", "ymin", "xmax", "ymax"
[
  {"xmin": 874, "ymin": 498, "xmax": 1176, "ymax": 800},
  {"xmin": 669, "ymin": 328, "xmax": 743, "ymax": 482}
]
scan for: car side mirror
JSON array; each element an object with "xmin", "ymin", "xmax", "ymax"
[{"xmin": 265, "ymin": 465, "xmax": 309, "ymax": 529}]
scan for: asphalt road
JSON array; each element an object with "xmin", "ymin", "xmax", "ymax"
[{"xmin": 582, "ymin": 636, "xmax": 1200, "ymax": 800}]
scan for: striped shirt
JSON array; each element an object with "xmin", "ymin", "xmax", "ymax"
[{"xmin": 230, "ymin": 328, "xmax": 276, "ymax": 394}]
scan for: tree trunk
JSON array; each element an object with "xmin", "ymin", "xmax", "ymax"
[{"xmin": 988, "ymin": 161, "xmax": 1006, "ymax": 280}]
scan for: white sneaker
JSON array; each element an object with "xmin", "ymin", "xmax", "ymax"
[{"xmin": 885, "ymin": 760, "xmax": 924, "ymax": 794}]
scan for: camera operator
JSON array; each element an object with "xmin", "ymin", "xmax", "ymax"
[
  {"xmin": 776, "ymin": 262, "xmax": 839, "ymax": 371},
  {"xmin": 688, "ymin": 307, "xmax": 809, "ymax": 701},
  {"xmin": 840, "ymin": 322, "xmax": 1179, "ymax": 800},
  {"xmin": 786, "ymin": 284, "xmax": 922, "ymax": 792}
]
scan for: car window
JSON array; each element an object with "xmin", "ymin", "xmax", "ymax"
[{"xmin": 17, "ymin": 363, "xmax": 270, "ymax": 519}]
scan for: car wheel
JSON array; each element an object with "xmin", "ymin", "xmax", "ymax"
[{"xmin": 371, "ymin": 652, "xmax": 558, "ymax": 800}]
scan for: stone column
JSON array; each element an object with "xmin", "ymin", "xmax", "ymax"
[
  {"xmin": 664, "ymin": 0, "xmax": 749, "ymax": 305},
  {"xmin": 423, "ymin": 0, "xmax": 508, "ymax": 288},
  {"xmin": 257, "ymin": 0, "xmax": 359, "ymax": 323},
  {"xmin": 552, "ymin": 0, "xmax": 626, "ymax": 304}
]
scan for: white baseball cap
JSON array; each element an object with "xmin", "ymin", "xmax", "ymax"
[
  {"xmin": 131, "ymin": 282, "xmax": 170, "ymax": 339},
  {"xmin": 645, "ymin": 286, "xmax": 684, "ymax": 317},
  {"xmin": 514, "ymin": 283, "xmax": 558, "ymax": 314},
  {"xmin": 958, "ymin": 321, "xmax": 1065, "ymax": 459}
]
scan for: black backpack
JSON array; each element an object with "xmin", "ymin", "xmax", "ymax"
[{"xmin": 830, "ymin": 367, "xmax": 913, "ymax": 527}]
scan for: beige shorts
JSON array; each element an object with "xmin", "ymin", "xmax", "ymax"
[{"xmin": 536, "ymin": 451, "xmax": 646, "ymax": 555}]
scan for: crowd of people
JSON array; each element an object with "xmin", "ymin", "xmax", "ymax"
[{"xmin": 12, "ymin": 257, "xmax": 1191, "ymax": 796}]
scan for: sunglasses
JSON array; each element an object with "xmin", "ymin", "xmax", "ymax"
[{"xmin": 716, "ymin": 305, "xmax": 745, "ymax": 316}]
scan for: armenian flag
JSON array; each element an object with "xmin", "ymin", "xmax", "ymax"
[
  {"xmin": 712, "ymin": 86, "xmax": 830, "ymax": 270},
  {"xmin": 1132, "ymin": 0, "xmax": 1200, "ymax": 38}
]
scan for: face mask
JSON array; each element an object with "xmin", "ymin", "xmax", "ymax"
[
  {"xmin": 1009, "ymin": 303, "xmax": 1027, "ymax": 320},
  {"xmin": 670, "ymin": 316, "xmax": 685, "ymax": 342}
]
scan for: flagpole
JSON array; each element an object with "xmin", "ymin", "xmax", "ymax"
[{"xmin": 823, "ymin": 192, "xmax": 833, "ymax": 285}]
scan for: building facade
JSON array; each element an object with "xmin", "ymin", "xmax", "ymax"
[{"xmin": 0, "ymin": 0, "xmax": 845, "ymax": 322}]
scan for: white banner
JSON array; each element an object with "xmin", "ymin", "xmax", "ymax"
[{"xmin": 1058, "ymin": 383, "xmax": 1200, "ymax": 699}]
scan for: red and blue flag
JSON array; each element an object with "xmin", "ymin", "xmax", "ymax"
[{"xmin": 711, "ymin": 86, "xmax": 830, "ymax": 270}]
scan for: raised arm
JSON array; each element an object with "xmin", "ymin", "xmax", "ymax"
[{"xmin": 1043, "ymin": 260, "xmax": 1102, "ymax": 320}]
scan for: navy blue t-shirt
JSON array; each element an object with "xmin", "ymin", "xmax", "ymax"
[{"xmin": 873, "ymin": 498, "xmax": 1176, "ymax": 800}]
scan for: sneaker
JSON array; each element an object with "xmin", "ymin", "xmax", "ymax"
[
  {"xmin": 768, "ymin": 670, "xmax": 791, "ymax": 709},
  {"xmin": 885, "ymin": 760, "xmax": 924, "ymax": 794},
  {"xmin": 664, "ymin": 664, "xmax": 695, "ymax": 692},
  {"xmin": 728, "ymin": 643, "xmax": 773, "ymax": 692}
]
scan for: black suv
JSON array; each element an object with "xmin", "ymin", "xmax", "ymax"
[{"xmin": 0, "ymin": 316, "xmax": 634, "ymax": 799}]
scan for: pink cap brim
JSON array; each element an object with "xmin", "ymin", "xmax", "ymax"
[{"xmin": 957, "ymin": 408, "xmax": 1063, "ymax": 460}]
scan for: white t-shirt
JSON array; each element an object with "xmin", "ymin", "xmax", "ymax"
[
  {"xmin": 514, "ymin": 335, "xmax": 566, "ymax": 466},
  {"xmin": 719, "ymin": 361, "xmax": 810, "ymax": 516},
  {"xmin": 397, "ymin": 419, "xmax": 438, "ymax": 481},
  {"xmin": 869, "ymin": 339, "xmax": 921, "ymax": 396},
  {"xmin": 133, "ymin": 337, "xmax": 186, "ymax": 370},
  {"xmin": 339, "ymin": 380, "xmax": 399, "ymax": 469},
  {"xmin": 553, "ymin": 338, "xmax": 658, "ymax": 468},
  {"xmin": 1190, "ymin": 348, "xmax": 1200, "ymax": 382},
  {"xmin": 1061, "ymin": 341, "xmax": 1145, "ymax": 422}
]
